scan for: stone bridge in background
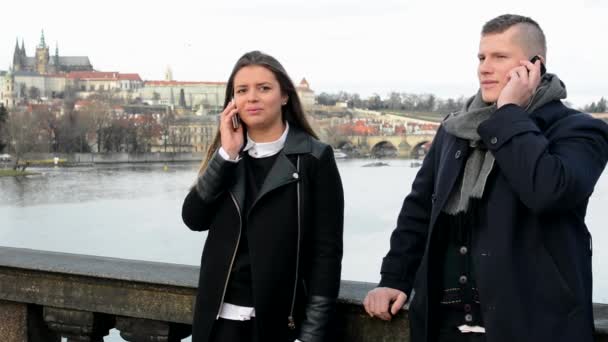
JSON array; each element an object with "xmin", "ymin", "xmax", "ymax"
[{"xmin": 336, "ymin": 134, "xmax": 436, "ymax": 158}]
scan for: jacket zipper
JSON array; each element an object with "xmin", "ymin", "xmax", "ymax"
[
  {"xmin": 217, "ymin": 192, "xmax": 242, "ymax": 318},
  {"xmin": 288, "ymin": 156, "xmax": 301, "ymax": 330}
]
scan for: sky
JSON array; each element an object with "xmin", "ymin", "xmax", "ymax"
[{"xmin": 1, "ymin": 0, "xmax": 607, "ymax": 108}]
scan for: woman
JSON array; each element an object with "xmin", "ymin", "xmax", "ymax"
[{"xmin": 182, "ymin": 51, "xmax": 344, "ymax": 342}]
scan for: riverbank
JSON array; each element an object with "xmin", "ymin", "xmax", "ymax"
[
  {"xmin": 18, "ymin": 152, "xmax": 201, "ymax": 165},
  {"xmin": 15, "ymin": 152, "xmax": 419, "ymax": 165},
  {"xmin": 0, "ymin": 169, "xmax": 37, "ymax": 177}
]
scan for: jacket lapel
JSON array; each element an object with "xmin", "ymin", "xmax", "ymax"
[
  {"xmin": 246, "ymin": 123, "xmax": 312, "ymax": 214},
  {"xmin": 430, "ymin": 137, "xmax": 469, "ymax": 228},
  {"xmin": 249, "ymin": 152, "xmax": 298, "ymax": 213}
]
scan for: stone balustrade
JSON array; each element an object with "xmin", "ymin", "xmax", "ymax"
[{"xmin": 0, "ymin": 246, "xmax": 606, "ymax": 341}]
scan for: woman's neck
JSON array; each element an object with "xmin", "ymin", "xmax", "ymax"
[{"xmin": 248, "ymin": 121, "xmax": 286, "ymax": 143}]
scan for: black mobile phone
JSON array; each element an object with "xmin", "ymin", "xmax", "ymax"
[
  {"xmin": 230, "ymin": 98, "xmax": 240, "ymax": 130},
  {"xmin": 530, "ymin": 55, "xmax": 546, "ymax": 76}
]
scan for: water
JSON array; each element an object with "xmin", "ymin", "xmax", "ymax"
[{"xmin": 1, "ymin": 161, "xmax": 607, "ymax": 341}]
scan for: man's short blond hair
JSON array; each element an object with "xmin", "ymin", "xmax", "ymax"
[{"xmin": 482, "ymin": 14, "xmax": 547, "ymax": 61}]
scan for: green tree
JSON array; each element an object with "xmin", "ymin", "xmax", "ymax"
[
  {"xmin": 179, "ymin": 89, "xmax": 187, "ymax": 108},
  {"xmin": 597, "ymin": 97, "xmax": 607, "ymax": 113},
  {"xmin": 28, "ymin": 86, "xmax": 41, "ymax": 101},
  {"xmin": 0, "ymin": 104, "xmax": 7, "ymax": 152}
]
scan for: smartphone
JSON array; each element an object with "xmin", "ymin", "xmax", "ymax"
[
  {"xmin": 230, "ymin": 97, "xmax": 240, "ymax": 130},
  {"xmin": 530, "ymin": 55, "xmax": 546, "ymax": 76}
]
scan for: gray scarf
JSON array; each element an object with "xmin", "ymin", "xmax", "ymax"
[{"xmin": 441, "ymin": 74, "xmax": 567, "ymax": 214}]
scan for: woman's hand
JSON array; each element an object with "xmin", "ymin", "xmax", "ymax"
[{"xmin": 220, "ymin": 99, "xmax": 244, "ymax": 159}]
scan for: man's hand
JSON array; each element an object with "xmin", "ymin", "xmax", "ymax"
[
  {"xmin": 497, "ymin": 59, "xmax": 543, "ymax": 109},
  {"xmin": 363, "ymin": 287, "xmax": 407, "ymax": 321}
]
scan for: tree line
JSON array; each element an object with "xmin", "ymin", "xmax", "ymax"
[
  {"xmin": 0, "ymin": 93, "xmax": 164, "ymax": 159},
  {"xmin": 316, "ymin": 92, "xmax": 608, "ymax": 115},
  {"xmin": 316, "ymin": 91, "xmax": 468, "ymax": 113}
]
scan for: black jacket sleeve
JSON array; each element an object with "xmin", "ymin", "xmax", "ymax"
[
  {"xmin": 478, "ymin": 104, "xmax": 608, "ymax": 214},
  {"xmin": 377, "ymin": 128, "xmax": 441, "ymax": 296},
  {"xmin": 298, "ymin": 146, "xmax": 344, "ymax": 342},
  {"xmin": 181, "ymin": 150, "xmax": 237, "ymax": 231}
]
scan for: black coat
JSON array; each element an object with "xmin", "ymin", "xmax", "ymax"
[
  {"xmin": 379, "ymin": 101, "xmax": 608, "ymax": 342},
  {"xmin": 182, "ymin": 126, "xmax": 344, "ymax": 342}
]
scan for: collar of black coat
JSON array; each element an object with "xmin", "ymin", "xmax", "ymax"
[
  {"xmin": 230, "ymin": 122, "xmax": 310, "ymax": 214},
  {"xmin": 281, "ymin": 122, "xmax": 313, "ymax": 155},
  {"xmin": 529, "ymin": 100, "xmax": 574, "ymax": 130}
]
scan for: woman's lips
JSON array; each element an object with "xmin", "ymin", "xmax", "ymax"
[{"xmin": 246, "ymin": 108, "xmax": 262, "ymax": 114}]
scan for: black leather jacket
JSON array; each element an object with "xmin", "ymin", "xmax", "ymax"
[{"xmin": 182, "ymin": 125, "xmax": 344, "ymax": 342}]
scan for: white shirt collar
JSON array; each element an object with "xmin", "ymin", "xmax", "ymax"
[{"xmin": 243, "ymin": 122, "xmax": 289, "ymax": 158}]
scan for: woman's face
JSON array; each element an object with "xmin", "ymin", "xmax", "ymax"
[{"xmin": 233, "ymin": 65, "xmax": 288, "ymax": 132}]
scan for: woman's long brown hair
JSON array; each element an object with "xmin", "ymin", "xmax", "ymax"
[{"xmin": 197, "ymin": 51, "xmax": 318, "ymax": 175}]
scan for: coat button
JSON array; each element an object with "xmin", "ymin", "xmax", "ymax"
[
  {"xmin": 459, "ymin": 246, "xmax": 468, "ymax": 255},
  {"xmin": 292, "ymin": 172, "xmax": 299, "ymax": 179},
  {"xmin": 455, "ymin": 150, "xmax": 462, "ymax": 159},
  {"xmin": 431, "ymin": 193, "xmax": 437, "ymax": 203},
  {"xmin": 459, "ymin": 275, "xmax": 468, "ymax": 284},
  {"xmin": 490, "ymin": 137, "xmax": 498, "ymax": 145},
  {"xmin": 465, "ymin": 314, "xmax": 473, "ymax": 322},
  {"xmin": 464, "ymin": 304, "xmax": 472, "ymax": 312}
]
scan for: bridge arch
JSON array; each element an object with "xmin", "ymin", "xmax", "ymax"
[
  {"xmin": 411, "ymin": 141, "xmax": 431, "ymax": 159},
  {"xmin": 371, "ymin": 141, "xmax": 398, "ymax": 158},
  {"xmin": 336, "ymin": 140, "xmax": 355, "ymax": 150}
]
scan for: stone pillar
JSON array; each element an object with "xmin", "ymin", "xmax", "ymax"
[
  {"xmin": 335, "ymin": 303, "xmax": 410, "ymax": 342},
  {"xmin": 0, "ymin": 301, "xmax": 60, "ymax": 342},
  {"xmin": 43, "ymin": 307, "xmax": 114, "ymax": 342},
  {"xmin": 115, "ymin": 317, "xmax": 191, "ymax": 342},
  {"xmin": 0, "ymin": 300, "xmax": 27, "ymax": 342}
]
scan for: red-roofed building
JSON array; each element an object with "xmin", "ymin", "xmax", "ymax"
[
  {"xmin": 67, "ymin": 71, "xmax": 143, "ymax": 92},
  {"xmin": 144, "ymin": 80, "xmax": 225, "ymax": 87},
  {"xmin": 141, "ymin": 80, "xmax": 227, "ymax": 112}
]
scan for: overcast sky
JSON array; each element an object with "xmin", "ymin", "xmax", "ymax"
[{"xmin": 1, "ymin": 0, "xmax": 606, "ymax": 107}]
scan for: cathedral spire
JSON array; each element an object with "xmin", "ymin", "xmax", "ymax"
[
  {"xmin": 13, "ymin": 38, "xmax": 22, "ymax": 69},
  {"xmin": 39, "ymin": 29, "xmax": 47, "ymax": 48},
  {"xmin": 21, "ymin": 39, "xmax": 26, "ymax": 56}
]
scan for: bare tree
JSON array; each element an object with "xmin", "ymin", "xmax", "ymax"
[
  {"xmin": 77, "ymin": 101, "xmax": 113, "ymax": 152},
  {"xmin": 32, "ymin": 105, "xmax": 59, "ymax": 152},
  {"xmin": 5, "ymin": 110, "xmax": 39, "ymax": 169},
  {"xmin": 133, "ymin": 115, "xmax": 162, "ymax": 152}
]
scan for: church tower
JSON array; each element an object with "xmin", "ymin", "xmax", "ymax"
[
  {"xmin": 35, "ymin": 30, "xmax": 50, "ymax": 74},
  {"xmin": 12, "ymin": 38, "xmax": 23, "ymax": 71},
  {"xmin": 50, "ymin": 42, "xmax": 60, "ymax": 74},
  {"xmin": 165, "ymin": 66, "xmax": 173, "ymax": 81},
  {"xmin": 2, "ymin": 68, "xmax": 16, "ymax": 108}
]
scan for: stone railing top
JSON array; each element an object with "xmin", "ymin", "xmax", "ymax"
[
  {"xmin": 0, "ymin": 246, "xmax": 606, "ymax": 335},
  {"xmin": 0, "ymin": 246, "xmax": 373, "ymax": 303},
  {"xmin": 0, "ymin": 246, "xmax": 199, "ymax": 288}
]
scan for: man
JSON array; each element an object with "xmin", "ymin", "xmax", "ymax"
[{"xmin": 364, "ymin": 14, "xmax": 608, "ymax": 342}]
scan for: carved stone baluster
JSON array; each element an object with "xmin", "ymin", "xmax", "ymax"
[
  {"xmin": 43, "ymin": 307, "xmax": 114, "ymax": 342},
  {"xmin": 115, "ymin": 317, "xmax": 191, "ymax": 342}
]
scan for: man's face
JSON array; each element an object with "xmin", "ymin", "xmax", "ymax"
[{"xmin": 478, "ymin": 26, "xmax": 529, "ymax": 103}]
